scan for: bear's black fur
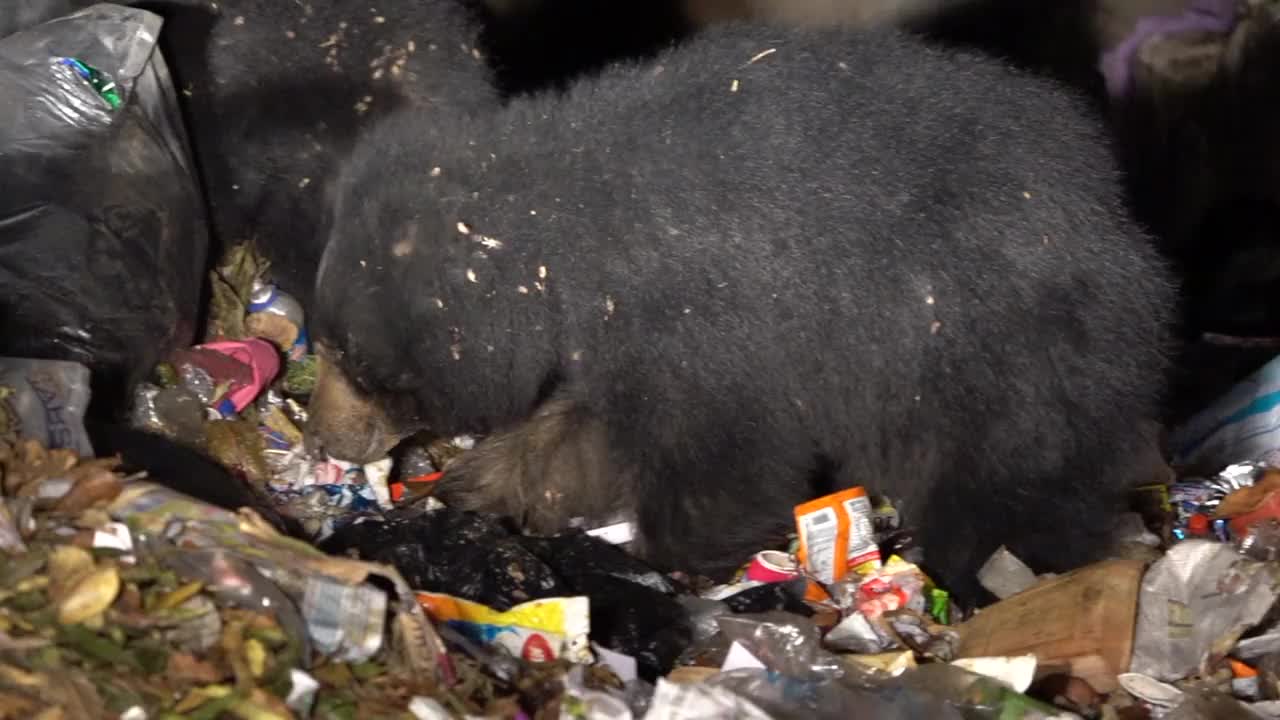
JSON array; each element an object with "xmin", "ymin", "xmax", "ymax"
[
  {"xmin": 309, "ymin": 22, "xmax": 1177, "ymax": 601},
  {"xmin": 141, "ymin": 0, "xmax": 499, "ymax": 309}
]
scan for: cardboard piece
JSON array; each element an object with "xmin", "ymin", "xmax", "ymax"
[{"xmin": 955, "ymin": 558, "xmax": 1146, "ymax": 693}]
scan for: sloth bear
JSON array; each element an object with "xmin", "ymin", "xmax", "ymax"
[{"xmin": 305, "ymin": 21, "xmax": 1175, "ymax": 602}]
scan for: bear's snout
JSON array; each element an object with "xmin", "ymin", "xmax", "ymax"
[{"xmin": 305, "ymin": 352, "xmax": 403, "ymax": 464}]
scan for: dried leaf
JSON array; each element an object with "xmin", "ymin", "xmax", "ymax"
[
  {"xmin": 205, "ymin": 243, "xmax": 270, "ymax": 342},
  {"xmin": 167, "ymin": 652, "xmax": 226, "ymax": 685},
  {"xmin": 47, "ymin": 546, "xmax": 94, "ymax": 601},
  {"xmin": 205, "ymin": 420, "xmax": 271, "ymax": 485},
  {"xmin": 57, "ymin": 565, "xmax": 120, "ymax": 625},
  {"xmin": 56, "ymin": 625, "xmax": 141, "ymax": 671},
  {"xmin": 155, "ymin": 581, "xmax": 204, "ymax": 612},
  {"xmin": 52, "ymin": 469, "xmax": 123, "ymax": 515}
]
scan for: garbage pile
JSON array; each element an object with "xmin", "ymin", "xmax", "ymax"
[
  {"xmin": 22, "ymin": 297, "xmax": 1280, "ymax": 718},
  {"xmin": 0, "ymin": 436, "xmax": 464, "ymax": 718},
  {"xmin": 15, "ymin": 2, "xmax": 1280, "ymax": 720}
]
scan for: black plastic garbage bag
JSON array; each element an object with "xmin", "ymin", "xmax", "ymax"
[
  {"xmin": 0, "ymin": 4, "xmax": 208, "ymax": 411},
  {"xmin": 321, "ymin": 507, "xmax": 696, "ymax": 680},
  {"xmin": 321, "ymin": 510, "xmax": 574, "ymax": 607},
  {"xmin": 521, "ymin": 534, "xmax": 692, "ymax": 679}
]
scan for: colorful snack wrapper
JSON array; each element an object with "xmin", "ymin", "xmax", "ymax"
[
  {"xmin": 854, "ymin": 555, "xmax": 931, "ymax": 619},
  {"xmin": 417, "ymin": 592, "xmax": 592, "ymax": 664},
  {"xmin": 794, "ymin": 486, "xmax": 882, "ymax": 601}
]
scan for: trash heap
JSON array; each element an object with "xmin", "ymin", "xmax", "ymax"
[
  {"xmin": 15, "ymin": 238, "xmax": 1280, "ymax": 718},
  {"xmin": 127, "ymin": 244, "xmax": 401, "ymax": 543},
  {"xmin": 0, "ymin": 436, "xmax": 464, "ymax": 718},
  {"xmin": 12, "ymin": 4, "xmax": 1280, "ymax": 719}
]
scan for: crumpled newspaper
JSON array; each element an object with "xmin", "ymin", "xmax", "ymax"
[{"xmin": 1130, "ymin": 540, "xmax": 1280, "ymax": 681}]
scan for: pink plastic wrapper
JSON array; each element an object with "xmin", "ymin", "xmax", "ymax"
[{"xmin": 194, "ymin": 338, "xmax": 280, "ymax": 414}]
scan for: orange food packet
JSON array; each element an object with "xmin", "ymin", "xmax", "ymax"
[
  {"xmin": 795, "ymin": 486, "xmax": 883, "ymax": 602},
  {"xmin": 1230, "ymin": 658, "xmax": 1259, "ymax": 678}
]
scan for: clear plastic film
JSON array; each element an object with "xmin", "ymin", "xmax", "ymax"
[{"xmin": 708, "ymin": 613, "xmax": 1070, "ymax": 719}]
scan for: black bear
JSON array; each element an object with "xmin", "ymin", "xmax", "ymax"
[{"xmin": 313, "ymin": 21, "xmax": 1178, "ymax": 602}]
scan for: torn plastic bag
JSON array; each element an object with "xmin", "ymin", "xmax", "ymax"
[
  {"xmin": 0, "ymin": 4, "xmax": 208, "ymax": 410},
  {"xmin": 712, "ymin": 613, "xmax": 1062, "ymax": 719}
]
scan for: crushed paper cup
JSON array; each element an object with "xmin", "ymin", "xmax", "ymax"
[{"xmin": 745, "ymin": 550, "xmax": 802, "ymax": 584}]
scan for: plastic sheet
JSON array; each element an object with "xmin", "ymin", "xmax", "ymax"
[
  {"xmin": 0, "ymin": 4, "xmax": 208, "ymax": 409},
  {"xmin": 715, "ymin": 612, "xmax": 844, "ymax": 682},
  {"xmin": 706, "ymin": 613, "xmax": 1067, "ymax": 719},
  {"xmin": 706, "ymin": 666, "xmax": 971, "ymax": 720}
]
